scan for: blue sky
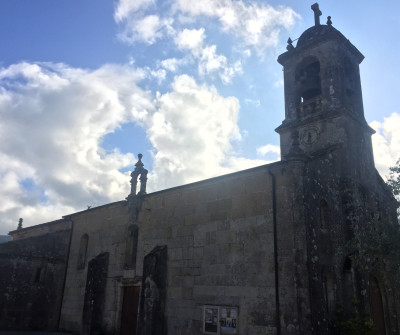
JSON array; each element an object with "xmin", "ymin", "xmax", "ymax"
[{"xmin": 0, "ymin": 0, "xmax": 399, "ymax": 233}]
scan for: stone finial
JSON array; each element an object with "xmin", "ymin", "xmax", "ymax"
[
  {"xmin": 135, "ymin": 153, "xmax": 144, "ymax": 169},
  {"xmin": 327, "ymin": 16, "xmax": 332, "ymax": 26},
  {"xmin": 17, "ymin": 218, "xmax": 23, "ymax": 230},
  {"xmin": 130, "ymin": 153, "xmax": 148, "ymax": 196},
  {"xmin": 286, "ymin": 37, "xmax": 294, "ymax": 51},
  {"xmin": 127, "ymin": 153, "xmax": 148, "ymax": 222},
  {"xmin": 311, "ymin": 3, "xmax": 322, "ymax": 26}
]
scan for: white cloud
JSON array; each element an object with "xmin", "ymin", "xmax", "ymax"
[
  {"xmin": 175, "ymin": 28, "xmax": 242, "ymax": 83},
  {"xmin": 175, "ymin": 0, "xmax": 299, "ymax": 52},
  {"xmin": 114, "ymin": 0, "xmax": 155, "ymax": 22},
  {"xmin": 0, "ymin": 62, "xmax": 271, "ymax": 234},
  {"xmin": 136, "ymin": 15, "xmax": 163, "ymax": 44},
  {"xmin": 117, "ymin": 14, "xmax": 168, "ymax": 45},
  {"xmin": 146, "ymin": 74, "xmax": 241, "ymax": 190},
  {"xmin": 159, "ymin": 58, "xmax": 184, "ymax": 72},
  {"xmin": 257, "ymin": 144, "xmax": 281, "ymax": 157},
  {"xmin": 0, "ymin": 61, "xmax": 262, "ymax": 234},
  {"xmin": 175, "ymin": 28, "xmax": 205, "ymax": 53},
  {"xmin": 370, "ymin": 112, "xmax": 400, "ymax": 177},
  {"xmin": 113, "ymin": 0, "xmax": 299, "ymax": 77},
  {"xmin": 146, "ymin": 67, "xmax": 167, "ymax": 83},
  {"xmin": 198, "ymin": 45, "xmax": 238, "ymax": 83},
  {"xmin": 0, "ymin": 62, "xmax": 153, "ymax": 234}
]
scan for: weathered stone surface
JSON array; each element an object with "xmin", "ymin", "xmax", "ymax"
[
  {"xmin": 137, "ymin": 246, "xmax": 168, "ymax": 335},
  {"xmin": 0, "ymin": 227, "xmax": 71, "ymax": 331}
]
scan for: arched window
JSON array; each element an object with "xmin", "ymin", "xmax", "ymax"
[
  {"xmin": 369, "ymin": 276, "xmax": 386, "ymax": 334},
  {"xmin": 77, "ymin": 234, "xmax": 89, "ymax": 270}
]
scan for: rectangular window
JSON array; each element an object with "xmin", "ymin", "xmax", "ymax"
[
  {"xmin": 34, "ymin": 267, "xmax": 42, "ymax": 283},
  {"xmin": 203, "ymin": 305, "xmax": 238, "ymax": 334}
]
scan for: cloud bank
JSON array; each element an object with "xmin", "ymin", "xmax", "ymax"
[
  {"xmin": 0, "ymin": 62, "xmax": 271, "ymax": 234},
  {"xmin": 370, "ymin": 113, "xmax": 400, "ymax": 177},
  {"xmin": 114, "ymin": 0, "xmax": 300, "ymax": 81}
]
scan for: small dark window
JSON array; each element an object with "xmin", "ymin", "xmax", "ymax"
[
  {"xmin": 342, "ymin": 257, "xmax": 355, "ymax": 309},
  {"xmin": 323, "ymin": 270, "xmax": 336, "ymax": 314},
  {"xmin": 34, "ymin": 268, "xmax": 42, "ymax": 283},
  {"xmin": 320, "ymin": 199, "xmax": 329, "ymax": 229},
  {"xmin": 77, "ymin": 234, "xmax": 89, "ymax": 270},
  {"xmin": 125, "ymin": 225, "xmax": 139, "ymax": 268}
]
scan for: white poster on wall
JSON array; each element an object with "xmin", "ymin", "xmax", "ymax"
[{"xmin": 203, "ymin": 305, "xmax": 238, "ymax": 334}]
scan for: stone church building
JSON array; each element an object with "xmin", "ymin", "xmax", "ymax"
[{"xmin": 0, "ymin": 4, "xmax": 399, "ymax": 335}]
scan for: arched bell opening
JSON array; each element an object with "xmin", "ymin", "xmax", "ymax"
[{"xmin": 295, "ymin": 57, "xmax": 322, "ymax": 103}]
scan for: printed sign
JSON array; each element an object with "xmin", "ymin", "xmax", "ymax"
[
  {"xmin": 204, "ymin": 306, "xmax": 219, "ymax": 334},
  {"xmin": 220, "ymin": 307, "xmax": 238, "ymax": 334},
  {"xmin": 203, "ymin": 305, "xmax": 238, "ymax": 334}
]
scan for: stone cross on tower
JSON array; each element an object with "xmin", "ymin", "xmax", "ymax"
[{"xmin": 311, "ymin": 3, "xmax": 322, "ymax": 26}]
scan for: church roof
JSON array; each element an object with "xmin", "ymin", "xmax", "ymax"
[{"xmin": 296, "ymin": 24, "xmax": 344, "ymax": 48}]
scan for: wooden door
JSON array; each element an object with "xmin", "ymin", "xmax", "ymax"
[
  {"xmin": 120, "ymin": 286, "xmax": 140, "ymax": 335},
  {"xmin": 370, "ymin": 277, "xmax": 386, "ymax": 335}
]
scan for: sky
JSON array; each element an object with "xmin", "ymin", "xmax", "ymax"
[{"xmin": 0, "ymin": 0, "xmax": 399, "ymax": 234}]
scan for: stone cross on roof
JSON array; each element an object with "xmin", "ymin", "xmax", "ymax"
[{"xmin": 311, "ymin": 3, "xmax": 322, "ymax": 26}]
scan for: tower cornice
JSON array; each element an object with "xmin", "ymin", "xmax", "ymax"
[{"xmin": 278, "ymin": 25, "xmax": 364, "ymax": 66}]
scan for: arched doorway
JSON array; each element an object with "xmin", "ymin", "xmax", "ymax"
[{"xmin": 369, "ymin": 276, "xmax": 386, "ymax": 335}]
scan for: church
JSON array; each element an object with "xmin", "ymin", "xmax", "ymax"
[{"xmin": 0, "ymin": 4, "xmax": 399, "ymax": 335}]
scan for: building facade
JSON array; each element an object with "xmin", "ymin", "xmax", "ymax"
[{"xmin": 1, "ymin": 4, "xmax": 399, "ymax": 335}]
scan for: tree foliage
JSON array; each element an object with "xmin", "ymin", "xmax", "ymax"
[
  {"xmin": 339, "ymin": 158, "xmax": 400, "ymax": 286},
  {"xmin": 335, "ymin": 160, "xmax": 400, "ymax": 332},
  {"xmin": 341, "ymin": 217, "xmax": 400, "ymax": 286},
  {"xmin": 336, "ymin": 301, "xmax": 375, "ymax": 335},
  {"xmin": 386, "ymin": 158, "xmax": 400, "ymax": 214}
]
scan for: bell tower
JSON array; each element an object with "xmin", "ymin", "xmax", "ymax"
[{"xmin": 276, "ymin": 3, "xmax": 375, "ymax": 179}]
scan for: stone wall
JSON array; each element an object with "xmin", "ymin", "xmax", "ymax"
[
  {"xmin": 9, "ymin": 219, "xmax": 72, "ymax": 241},
  {"xmin": 58, "ymin": 163, "xmax": 306, "ymax": 335},
  {"xmin": 57, "ymin": 155, "xmax": 399, "ymax": 335},
  {"xmin": 135, "ymin": 162, "xmax": 301, "ymax": 335},
  {"xmin": 59, "ymin": 201, "xmax": 130, "ymax": 334},
  {"xmin": 0, "ymin": 227, "xmax": 71, "ymax": 331}
]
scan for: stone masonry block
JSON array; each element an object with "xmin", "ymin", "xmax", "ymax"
[
  {"xmin": 169, "ymin": 248, "xmax": 183, "ymax": 260},
  {"xmin": 207, "ymin": 198, "xmax": 232, "ymax": 213}
]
